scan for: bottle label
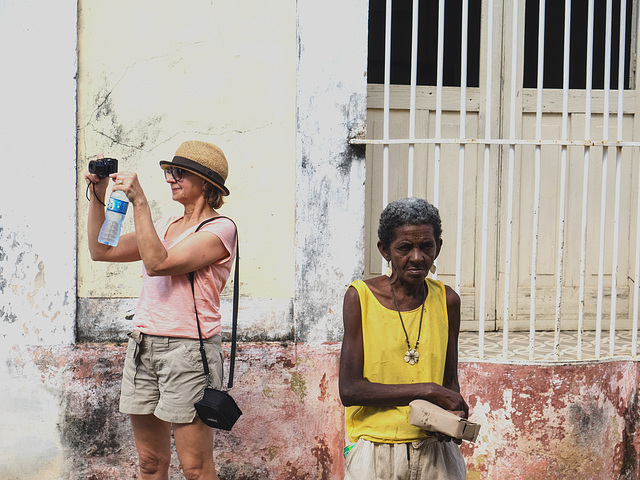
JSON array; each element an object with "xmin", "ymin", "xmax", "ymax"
[{"xmin": 107, "ymin": 196, "xmax": 129, "ymax": 215}]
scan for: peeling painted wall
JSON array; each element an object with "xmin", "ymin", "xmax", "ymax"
[
  {"xmin": 2, "ymin": 343, "xmax": 346, "ymax": 479},
  {"xmin": 0, "ymin": 0, "xmax": 77, "ymax": 347},
  {"xmin": 0, "ymin": 1, "xmax": 78, "ymax": 475},
  {"xmin": 74, "ymin": 0, "xmax": 368, "ymax": 344},
  {"xmin": 460, "ymin": 361, "xmax": 640, "ymax": 479},
  {"xmin": 295, "ymin": 0, "xmax": 368, "ymax": 344},
  {"xmin": 3, "ymin": 0, "xmax": 640, "ymax": 479},
  {"xmin": 4, "ymin": 344, "xmax": 640, "ymax": 479},
  {"xmin": 76, "ymin": 0, "xmax": 299, "ymax": 340}
]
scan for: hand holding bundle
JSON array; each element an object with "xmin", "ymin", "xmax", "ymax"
[{"xmin": 409, "ymin": 399, "xmax": 480, "ymax": 442}]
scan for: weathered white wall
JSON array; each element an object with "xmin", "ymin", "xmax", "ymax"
[
  {"xmin": 0, "ymin": 0, "xmax": 77, "ymax": 345},
  {"xmin": 0, "ymin": 0, "xmax": 368, "ymax": 476},
  {"xmin": 4, "ymin": 1, "xmax": 640, "ymax": 480},
  {"xmin": 0, "ymin": 0, "xmax": 78, "ymax": 477},
  {"xmin": 74, "ymin": 0, "xmax": 369, "ymax": 345},
  {"xmin": 76, "ymin": 0, "xmax": 298, "ymax": 341},
  {"xmin": 295, "ymin": 0, "xmax": 369, "ymax": 343}
]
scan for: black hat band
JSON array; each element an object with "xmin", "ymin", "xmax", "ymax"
[{"xmin": 170, "ymin": 156, "xmax": 227, "ymax": 192}]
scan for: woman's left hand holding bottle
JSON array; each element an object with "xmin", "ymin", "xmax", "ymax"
[{"xmin": 109, "ymin": 171, "xmax": 146, "ymax": 207}]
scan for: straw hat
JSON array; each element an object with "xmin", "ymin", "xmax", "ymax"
[{"xmin": 160, "ymin": 140, "xmax": 229, "ymax": 195}]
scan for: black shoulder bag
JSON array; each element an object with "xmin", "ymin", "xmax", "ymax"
[{"xmin": 190, "ymin": 216, "xmax": 242, "ymax": 430}]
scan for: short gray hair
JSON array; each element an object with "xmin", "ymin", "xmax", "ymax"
[{"xmin": 378, "ymin": 197, "xmax": 442, "ymax": 248}]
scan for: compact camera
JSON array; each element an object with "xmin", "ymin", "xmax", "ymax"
[{"xmin": 88, "ymin": 158, "xmax": 118, "ymax": 178}]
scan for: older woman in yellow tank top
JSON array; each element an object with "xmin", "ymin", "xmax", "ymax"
[{"xmin": 339, "ymin": 197, "xmax": 468, "ymax": 480}]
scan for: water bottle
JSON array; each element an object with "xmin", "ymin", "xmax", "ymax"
[{"xmin": 98, "ymin": 190, "xmax": 129, "ymax": 246}]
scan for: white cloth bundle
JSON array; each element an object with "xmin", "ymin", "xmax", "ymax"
[{"xmin": 409, "ymin": 400, "xmax": 481, "ymax": 442}]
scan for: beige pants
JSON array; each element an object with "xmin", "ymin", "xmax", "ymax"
[
  {"xmin": 119, "ymin": 331, "xmax": 223, "ymax": 424},
  {"xmin": 344, "ymin": 438, "xmax": 466, "ymax": 480}
]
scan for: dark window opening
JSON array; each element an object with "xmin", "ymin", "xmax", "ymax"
[
  {"xmin": 367, "ymin": 0, "xmax": 482, "ymax": 87},
  {"xmin": 523, "ymin": 0, "xmax": 633, "ymax": 89}
]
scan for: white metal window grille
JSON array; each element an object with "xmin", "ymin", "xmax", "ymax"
[{"xmin": 353, "ymin": 0, "xmax": 640, "ymax": 361}]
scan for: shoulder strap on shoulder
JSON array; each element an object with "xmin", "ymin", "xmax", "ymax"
[
  {"xmin": 190, "ymin": 215, "xmax": 240, "ymax": 390},
  {"xmin": 195, "ymin": 215, "xmax": 235, "ymax": 233}
]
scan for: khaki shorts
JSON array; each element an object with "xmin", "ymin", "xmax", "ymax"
[
  {"xmin": 345, "ymin": 438, "xmax": 466, "ymax": 480},
  {"xmin": 119, "ymin": 331, "xmax": 223, "ymax": 424}
]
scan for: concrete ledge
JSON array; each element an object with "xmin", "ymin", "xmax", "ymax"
[{"xmin": 77, "ymin": 297, "xmax": 295, "ymax": 343}]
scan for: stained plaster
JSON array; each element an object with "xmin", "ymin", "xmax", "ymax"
[{"xmin": 294, "ymin": 0, "xmax": 369, "ymax": 344}]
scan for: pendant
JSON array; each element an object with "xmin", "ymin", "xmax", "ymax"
[{"xmin": 404, "ymin": 349, "xmax": 419, "ymax": 365}]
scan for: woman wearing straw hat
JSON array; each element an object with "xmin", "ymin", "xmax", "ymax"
[{"xmin": 86, "ymin": 140, "xmax": 235, "ymax": 480}]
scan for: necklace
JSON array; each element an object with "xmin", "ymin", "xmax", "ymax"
[{"xmin": 389, "ymin": 279, "xmax": 426, "ymax": 365}]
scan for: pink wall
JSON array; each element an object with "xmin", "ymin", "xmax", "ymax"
[
  {"xmin": 13, "ymin": 344, "xmax": 640, "ymax": 479},
  {"xmin": 460, "ymin": 361, "xmax": 640, "ymax": 480}
]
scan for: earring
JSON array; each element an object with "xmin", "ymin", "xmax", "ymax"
[
  {"xmin": 430, "ymin": 264, "xmax": 437, "ymax": 274},
  {"xmin": 385, "ymin": 261, "xmax": 393, "ymax": 277}
]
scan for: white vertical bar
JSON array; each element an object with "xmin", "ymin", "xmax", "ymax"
[
  {"xmin": 408, "ymin": 0, "xmax": 419, "ymax": 197},
  {"xmin": 478, "ymin": 0, "xmax": 495, "ymax": 359},
  {"xmin": 555, "ymin": 0, "xmax": 571, "ymax": 361},
  {"xmin": 381, "ymin": 0, "xmax": 392, "ymax": 274},
  {"xmin": 596, "ymin": 0, "xmax": 613, "ymax": 359},
  {"xmin": 383, "ymin": 0, "xmax": 392, "ymax": 209},
  {"xmin": 634, "ymin": 151, "xmax": 640, "ymax": 356},
  {"xmin": 434, "ymin": 0, "xmax": 445, "ymax": 209},
  {"xmin": 578, "ymin": 150, "xmax": 590, "ymax": 361},
  {"xmin": 530, "ymin": 0, "xmax": 546, "ymax": 361},
  {"xmin": 632, "ymin": 0, "xmax": 640, "ymax": 357},
  {"xmin": 578, "ymin": 0, "xmax": 595, "ymax": 361},
  {"xmin": 503, "ymin": 0, "xmax": 520, "ymax": 359},
  {"xmin": 610, "ymin": 159, "xmax": 621, "ymax": 355},
  {"xmin": 456, "ymin": 0, "xmax": 469, "ymax": 296},
  {"xmin": 610, "ymin": 0, "xmax": 627, "ymax": 356}
]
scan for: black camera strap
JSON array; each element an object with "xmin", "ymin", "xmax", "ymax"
[
  {"xmin": 86, "ymin": 182, "xmax": 108, "ymax": 207},
  {"xmin": 188, "ymin": 216, "xmax": 239, "ymax": 391}
]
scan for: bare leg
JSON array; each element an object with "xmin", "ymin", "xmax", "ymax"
[
  {"xmin": 173, "ymin": 416, "xmax": 219, "ymax": 480},
  {"xmin": 130, "ymin": 414, "xmax": 172, "ymax": 480}
]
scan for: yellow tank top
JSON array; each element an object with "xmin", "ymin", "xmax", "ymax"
[{"xmin": 345, "ymin": 278, "xmax": 449, "ymax": 443}]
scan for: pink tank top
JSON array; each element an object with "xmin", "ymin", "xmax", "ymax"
[{"xmin": 133, "ymin": 216, "xmax": 237, "ymax": 338}]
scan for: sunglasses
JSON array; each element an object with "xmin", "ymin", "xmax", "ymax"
[{"xmin": 164, "ymin": 167, "xmax": 186, "ymax": 182}]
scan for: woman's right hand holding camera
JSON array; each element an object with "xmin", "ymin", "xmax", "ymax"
[
  {"xmin": 86, "ymin": 154, "xmax": 142, "ymax": 263},
  {"xmin": 85, "ymin": 154, "xmax": 110, "ymax": 202}
]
